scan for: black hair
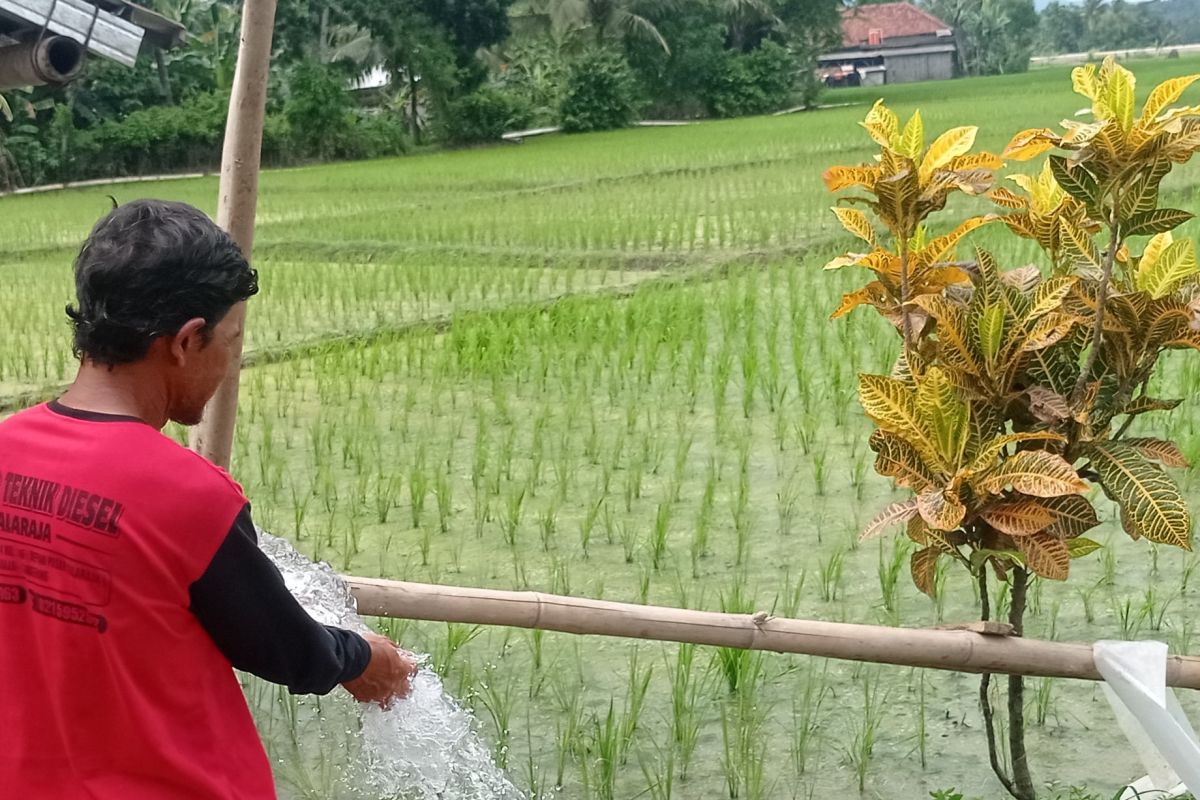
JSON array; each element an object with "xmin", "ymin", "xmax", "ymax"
[{"xmin": 66, "ymin": 199, "xmax": 259, "ymax": 365}]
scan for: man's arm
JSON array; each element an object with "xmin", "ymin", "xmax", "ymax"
[{"xmin": 188, "ymin": 504, "xmax": 371, "ymax": 695}]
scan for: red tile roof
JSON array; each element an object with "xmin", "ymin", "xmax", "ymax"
[{"xmin": 840, "ymin": 3, "xmax": 953, "ymax": 47}]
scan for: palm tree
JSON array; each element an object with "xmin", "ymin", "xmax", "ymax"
[
  {"xmin": 719, "ymin": 0, "xmax": 781, "ymax": 52},
  {"xmin": 512, "ymin": 0, "xmax": 674, "ymax": 53}
]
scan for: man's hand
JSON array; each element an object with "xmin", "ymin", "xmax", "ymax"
[{"xmin": 342, "ymin": 633, "xmax": 417, "ymax": 709}]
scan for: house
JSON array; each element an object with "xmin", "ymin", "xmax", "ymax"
[
  {"xmin": 0, "ymin": 0, "xmax": 183, "ymax": 90},
  {"xmin": 818, "ymin": 3, "xmax": 957, "ymax": 87}
]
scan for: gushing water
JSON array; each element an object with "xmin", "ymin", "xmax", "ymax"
[{"xmin": 257, "ymin": 530, "xmax": 523, "ymax": 800}]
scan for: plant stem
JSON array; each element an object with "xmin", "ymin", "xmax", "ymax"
[
  {"xmin": 1071, "ymin": 217, "xmax": 1122, "ymax": 405},
  {"xmin": 1113, "ymin": 379, "xmax": 1150, "ymax": 441},
  {"xmin": 1007, "ymin": 568, "xmax": 1036, "ymax": 800},
  {"xmin": 898, "ymin": 232, "xmax": 914, "ymax": 358},
  {"xmin": 978, "ymin": 569, "xmax": 1018, "ymax": 799}
]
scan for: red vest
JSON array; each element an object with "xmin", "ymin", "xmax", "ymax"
[{"xmin": 0, "ymin": 403, "xmax": 277, "ymax": 799}]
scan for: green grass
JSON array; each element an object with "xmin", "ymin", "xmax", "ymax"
[{"xmin": 5, "ymin": 58, "xmax": 1200, "ymax": 799}]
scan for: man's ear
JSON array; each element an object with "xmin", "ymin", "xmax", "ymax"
[{"xmin": 167, "ymin": 318, "xmax": 209, "ymax": 365}]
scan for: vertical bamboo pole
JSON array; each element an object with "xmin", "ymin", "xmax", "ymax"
[{"xmin": 190, "ymin": 0, "xmax": 278, "ymax": 468}]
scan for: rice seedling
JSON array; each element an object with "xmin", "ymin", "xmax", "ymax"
[
  {"xmin": 8, "ymin": 59, "xmax": 1200, "ymax": 799},
  {"xmin": 433, "ymin": 623, "xmax": 483, "ymax": 677},
  {"xmin": 818, "ymin": 547, "xmax": 846, "ymax": 603},
  {"xmin": 720, "ymin": 685, "xmax": 771, "ymax": 800},
  {"xmin": 789, "ymin": 665, "xmax": 829, "ymax": 776},
  {"xmin": 651, "ymin": 502, "xmax": 672, "ymax": 571},
  {"xmin": 844, "ymin": 671, "xmax": 887, "ymax": 793},
  {"xmin": 478, "ymin": 665, "xmax": 516, "ymax": 769},
  {"xmin": 639, "ymin": 742, "xmax": 676, "ymax": 800},
  {"xmin": 877, "ymin": 537, "xmax": 909, "ymax": 625}
]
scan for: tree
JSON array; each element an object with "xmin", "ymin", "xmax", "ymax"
[
  {"xmin": 1036, "ymin": 0, "xmax": 1172, "ymax": 56},
  {"xmin": 342, "ymin": 0, "xmax": 513, "ymax": 140},
  {"xmin": 512, "ymin": 0, "xmax": 673, "ymax": 54},
  {"xmin": 560, "ymin": 47, "xmax": 640, "ymax": 131},
  {"xmin": 618, "ymin": 0, "xmax": 839, "ymax": 117},
  {"xmin": 1037, "ymin": 2, "xmax": 1085, "ymax": 54},
  {"xmin": 926, "ymin": 0, "xmax": 1038, "ymax": 75},
  {"xmin": 824, "ymin": 61, "xmax": 1200, "ymax": 800},
  {"xmin": 284, "ymin": 61, "xmax": 354, "ymax": 158}
]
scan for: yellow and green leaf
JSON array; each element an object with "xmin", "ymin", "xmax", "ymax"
[
  {"xmin": 1087, "ymin": 441, "xmax": 1192, "ymax": 549},
  {"xmin": 1003, "ymin": 128, "xmax": 1059, "ymax": 161},
  {"xmin": 1018, "ymin": 312, "xmax": 1079, "ymax": 353},
  {"xmin": 1102, "ymin": 60, "xmax": 1136, "ymax": 131},
  {"xmin": 978, "ymin": 302, "xmax": 1005, "ymax": 364},
  {"xmin": 916, "ymin": 215, "xmax": 995, "ymax": 266},
  {"xmin": 1067, "ymin": 537, "xmax": 1103, "ymax": 558},
  {"xmin": 1137, "ymin": 237, "xmax": 1198, "ymax": 298},
  {"xmin": 981, "ymin": 498, "xmax": 1055, "ymax": 536},
  {"xmin": 1072, "ymin": 63, "xmax": 1099, "ymax": 101},
  {"xmin": 917, "ymin": 487, "xmax": 967, "ymax": 531},
  {"xmin": 1042, "ymin": 494, "xmax": 1101, "ymax": 539},
  {"xmin": 1141, "ymin": 74, "xmax": 1200, "ymax": 123},
  {"xmin": 1137, "ymin": 239, "xmax": 1195, "ymax": 302},
  {"xmin": 858, "ymin": 374, "xmax": 942, "ymax": 466},
  {"xmin": 1016, "ymin": 532, "xmax": 1071, "ymax": 580},
  {"xmin": 1123, "ymin": 437, "xmax": 1191, "ymax": 469},
  {"xmin": 915, "ymin": 367, "xmax": 970, "ymax": 468},
  {"xmin": 1123, "ymin": 209, "xmax": 1194, "ymax": 238},
  {"xmin": 966, "ymin": 432, "xmax": 1067, "ymax": 476},
  {"xmin": 870, "ymin": 430, "xmax": 939, "ymax": 490},
  {"xmin": 911, "ymin": 547, "xmax": 941, "ymax": 597},
  {"xmin": 975, "ymin": 450, "xmax": 1088, "ymax": 497},
  {"xmin": 910, "ymin": 295, "xmax": 979, "ymax": 376},
  {"xmin": 831, "ymin": 207, "xmax": 877, "ymax": 246},
  {"xmin": 861, "ymin": 99, "xmax": 899, "ymax": 148},
  {"xmin": 1121, "ymin": 396, "xmax": 1183, "ymax": 416},
  {"xmin": 898, "ymin": 110, "xmax": 925, "ymax": 160},
  {"xmin": 919, "ymin": 125, "xmax": 978, "ymax": 181},
  {"xmin": 861, "ymin": 499, "xmax": 920, "ymax": 541},
  {"xmin": 1028, "ymin": 276, "xmax": 1077, "ymax": 319},
  {"xmin": 824, "ymin": 165, "xmax": 882, "ymax": 192},
  {"xmin": 831, "ymin": 281, "xmax": 892, "ymax": 319},
  {"xmin": 987, "ymin": 186, "xmax": 1028, "ymax": 210}
]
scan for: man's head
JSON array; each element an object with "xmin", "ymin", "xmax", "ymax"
[{"xmin": 67, "ymin": 199, "xmax": 259, "ymax": 425}]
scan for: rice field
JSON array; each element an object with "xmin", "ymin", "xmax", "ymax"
[{"xmin": 4, "ymin": 59, "xmax": 1200, "ymax": 799}]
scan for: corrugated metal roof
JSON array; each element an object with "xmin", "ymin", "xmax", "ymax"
[
  {"xmin": 819, "ymin": 42, "xmax": 957, "ymax": 62},
  {"xmin": 0, "ymin": 0, "xmax": 183, "ymax": 66},
  {"xmin": 0, "ymin": 0, "xmax": 141, "ymax": 65}
]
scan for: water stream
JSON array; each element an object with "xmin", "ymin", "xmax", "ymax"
[{"xmin": 258, "ymin": 530, "xmax": 523, "ymax": 800}]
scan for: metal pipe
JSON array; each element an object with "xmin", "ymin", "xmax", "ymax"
[
  {"xmin": 0, "ymin": 36, "xmax": 85, "ymax": 89},
  {"xmin": 188, "ymin": 0, "xmax": 278, "ymax": 469},
  {"xmin": 346, "ymin": 575, "xmax": 1200, "ymax": 690}
]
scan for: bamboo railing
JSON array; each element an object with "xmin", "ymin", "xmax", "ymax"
[{"xmin": 346, "ymin": 575, "xmax": 1200, "ymax": 690}]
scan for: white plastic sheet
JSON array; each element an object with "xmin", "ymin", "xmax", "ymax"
[{"xmin": 1094, "ymin": 640, "xmax": 1200, "ymax": 800}]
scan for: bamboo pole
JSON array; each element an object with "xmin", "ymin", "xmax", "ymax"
[
  {"xmin": 347, "ymin": 576, "xmax": 1200, "ymax": 690},
  {"xmin": 189, "ymin": 0, "xmax": 278, "ymax": 469}
]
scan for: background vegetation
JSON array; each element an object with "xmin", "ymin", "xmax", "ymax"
[
  {"xmin": 4, "ymin": 0, "xmax": 1200, "ymax": 192},
  {"xmin": 3, "ymin": 58, "xmax": 1200, "ymax": 798}
]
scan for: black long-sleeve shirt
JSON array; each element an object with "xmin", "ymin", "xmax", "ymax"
[{"xmin": 188, "ymin": 504, "xmax": 370, "ymax": 694}]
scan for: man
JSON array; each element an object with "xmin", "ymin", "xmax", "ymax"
[{"xmin": 0, "ymin": 199, "xmax": 416, "ymax": 798}]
